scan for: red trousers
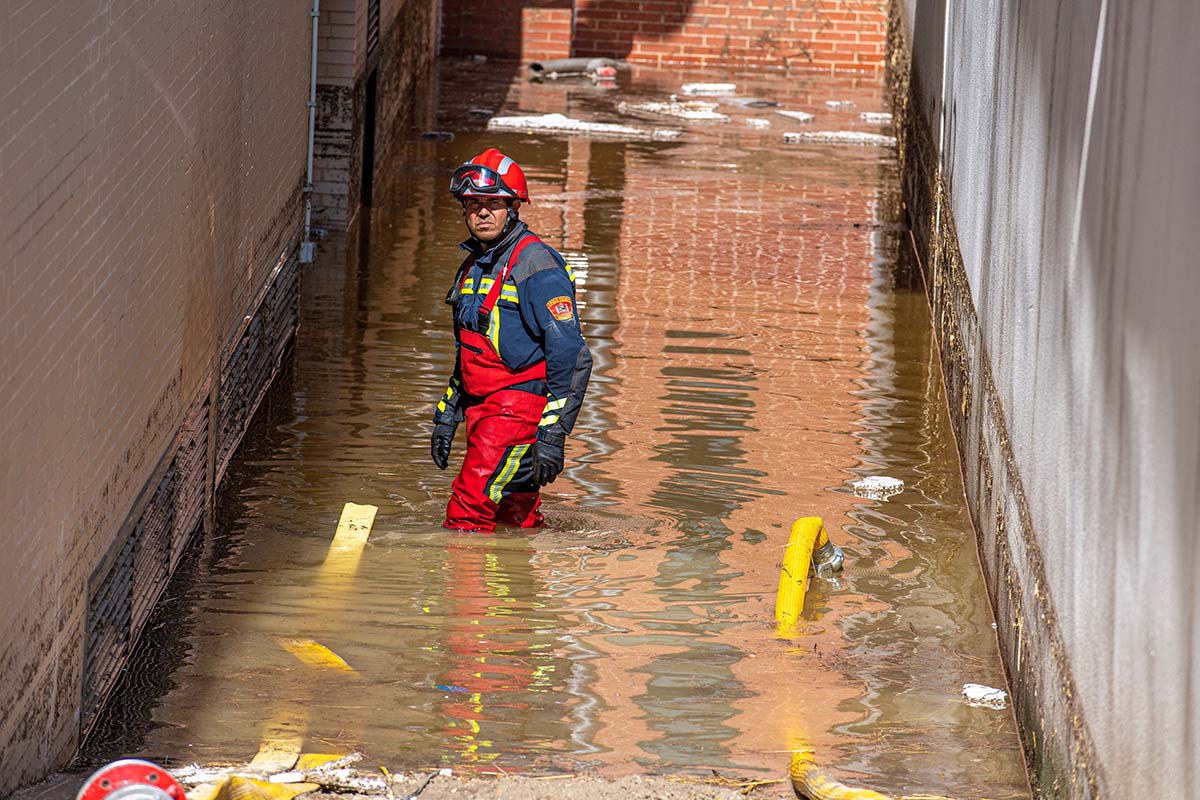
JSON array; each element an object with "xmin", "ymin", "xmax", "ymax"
[{"xmin": 444, "ymin": 389, "xmax": 544, "ymax": 532}]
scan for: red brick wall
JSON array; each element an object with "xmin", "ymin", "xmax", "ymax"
[
  {"xmin": 441, "ymin": 0, "xmax": 572, "ymax": 62},
  {"xmin": 440, "ymin": 0, "xmax": 887, "ymax": 72}
]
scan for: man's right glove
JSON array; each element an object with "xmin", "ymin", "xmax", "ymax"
[
  {"xmin": 431, "ymin": 421, "xmax": 458, "ymax": 470},
  {"xmin": 532, "ymin": 429, "xmax": 565, "ymax": 486}
]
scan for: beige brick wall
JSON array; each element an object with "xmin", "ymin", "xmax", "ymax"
[{"xmin": 0, "ymin": 1, "xmax": 310, "ymax": 792}]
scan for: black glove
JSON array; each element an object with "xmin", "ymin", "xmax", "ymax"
[
  {"xmin": 532, "ymin": 429, "xmax": 565, "ymax": 487},
  {"xmin": 431, "ymin": 421, "xmax": 458, "ymax": 470}
]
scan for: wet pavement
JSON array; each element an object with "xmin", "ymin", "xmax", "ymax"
[{"xmin": 80, "ymin": 62, "xmax": 1029, "ymax": 799}]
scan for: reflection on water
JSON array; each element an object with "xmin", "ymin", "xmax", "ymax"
[{"xmin": 83, "ymin": 64, "xmax": 1029, "ymax": 798}]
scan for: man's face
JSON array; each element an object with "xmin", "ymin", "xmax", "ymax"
[{"xmin": 463, "ymin": 196, "xmax": 518, "ymax": 242}]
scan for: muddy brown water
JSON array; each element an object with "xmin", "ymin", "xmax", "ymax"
[{"xmin": 81, "ymin": 63, "xmax": 1029, "ymax": 799}]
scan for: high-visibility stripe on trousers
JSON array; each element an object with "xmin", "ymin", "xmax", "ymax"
[{"xmin": 444, "ymin": 389, "xmax": 544, "ymax": 532}]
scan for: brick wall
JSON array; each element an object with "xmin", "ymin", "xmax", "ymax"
[
  {"xmin": 440, "ymin": 0, "xmax": 886, "ymax": 72},
  {"xmin": 441, "ymin": 0, "xmax": 573, "ymax": 63},
  {"xmin": 314, "ymin": 0, "xmax": 359, "ymax": 228},
  {"xmin": 318, "ymin": 0, "xmax": 439, "ymax": 231},
  {"xmin": 0, "ymin": 2, "xmax": 311, "ymax": 793}
]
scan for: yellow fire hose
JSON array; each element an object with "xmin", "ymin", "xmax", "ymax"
[
  {"xmin": 789, "ymin": 751, "xmax": 960, "ymax": 800},
  {"xmin": 775, "ymin": 517, "xmax": 838, "ymax": 634},
  {"xmin": 778, "ymin": 521, "xmax": 971, "ymax": 800}
]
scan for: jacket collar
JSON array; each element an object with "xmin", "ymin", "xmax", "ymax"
[{"xmin": 459, "ymin": 219, "xmax": 529, "ymax": 270}]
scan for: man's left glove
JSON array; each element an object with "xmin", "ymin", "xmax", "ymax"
[
  {"xmin": 431, "ymin": 421, "xmax": 458, "ymax": 470},
  {"xmin": 532, "ymin": 429, "xmax": 565, "ymax": 486}
]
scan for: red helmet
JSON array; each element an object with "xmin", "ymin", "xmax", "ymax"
[{"xmin": 449, "ymin": 148, "xmax": 531, "ymax": 203}]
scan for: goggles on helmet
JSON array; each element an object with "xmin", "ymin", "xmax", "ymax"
[{"xmin": 449, "ymin": 164, "xmax": 516, "ymax": 198}]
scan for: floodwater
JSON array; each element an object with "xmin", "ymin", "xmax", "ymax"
[{"xmin": 85, "ymin": 62, "xmax": 1029, "ymax": 798}]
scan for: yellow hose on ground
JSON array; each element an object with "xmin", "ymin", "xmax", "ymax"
[
  {"xmin": 776, "ymin": 517, "xmax": 827, "ymax": 633},
  {"xmin": 780, "ymin": 527, "xmax": 963, "ymax": 800},
  {"xmin": 789, "ymin": 752, "xmax": 958, "ymax": 800}
]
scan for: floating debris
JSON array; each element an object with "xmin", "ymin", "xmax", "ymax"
[
  {"xmin": 433, "ymin": 684, "xmax": 470, "ymax": 693},
  {"xmin": 860, "ymin": 111, "xmax": 893, "ymax": 124},
  {"xmin": 850, "ymin": 475, "xmax": 906, "ymax": 499},
  {"xmin": 776, "ymin": 109, "xmax": 815, "ymax": 123},
  {"xmin": 470, "ymin": 54, "xmax": 487, "ymax": 64},
  {"xmin": 487, "ymin": 113, "xmax": 681, "ymax": 140},
  {"xmin": 420, "ymin": 131, "xmax": 454, "ymax": 142},
  {"xmin": 316, "ymin": 768, "xmax": 390, "ymax": 793},
  {"xmin": 722, "ymin": 96, "xmax": 779, "ymax": 108},
  {"xmin": 784, "ymin": 130, "xmax": 897, "ymax": 147},
  {"xmin": 962, "ymin": 683, "xmax": 1009, "ymax": 709},
  {"xmin": 529, "ymin": 57, "xmax": 621, "ymax": 81},
  {"xmin": 466, "ymin": 107, "xmax": 492, "ymax": 118},
  {"xmin": 744, "ymin": 117, "xmax": 771, "ymax": 129},
  {"xmin": 681, "ymin": 82, "xmax": 737, "ymax": 96},
  {"xmin": 268, "ymin": 772, "xmax": 306, "ymax": 784},
  {"xmin": 825, "ymin": 99, "xmax": 856, "ymax": 110},
  {"xmin": 617, "ymin": 99, "xmax": 729, "ymax": 121}
]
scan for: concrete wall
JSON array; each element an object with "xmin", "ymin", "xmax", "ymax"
[
  {"xmin": 0, "ymin": 1, "xmax": 311, "ymax": 792},
  {"xmin": 440, "ymin": 0, "xmax": 888, "ymax": 72},
  {"xmin": 891, "ymin": 0, "xmax": 1199, "ymax": 795}
]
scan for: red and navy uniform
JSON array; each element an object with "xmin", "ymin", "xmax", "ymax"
[{"xmin": 434, "ymin": 220, "xmax": 592, "ymax": 531}]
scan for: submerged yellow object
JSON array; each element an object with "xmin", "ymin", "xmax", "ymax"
[
  {"xmin": 775, "ymin": 517, "xmax": 826, "ymax": 632},
  {"xmin": 278, "ymin": 638, "xmax": 356, "ymax": 672},
  {"xmin": 320, "ymin": 502, "xmax": 378, "ymax": 578}
]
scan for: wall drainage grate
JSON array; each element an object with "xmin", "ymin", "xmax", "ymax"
[
  {"xmin": 83, "ymin": 517, "xmax": 137, "ymax": 729},
  {"xmin": 216, "ymin": 257, "xmax": 299, "ymax": 486}
]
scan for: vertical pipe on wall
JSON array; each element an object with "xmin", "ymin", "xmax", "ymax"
[
  {"xmin": 301, "ymin": 0, "xmax": 321, "ymax": 264},
  {"xmin": 1070, "ymin": 0, "xmax": 1109, "ymax": 278}
]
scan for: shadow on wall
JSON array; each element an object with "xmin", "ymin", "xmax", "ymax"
[
  {"xmin": 572, "ymin": 0, "xmax": 696, "ymax": 60},
  {"xmin": 440, "ymin": 0, "xmax": 697, "ymax": 64}
]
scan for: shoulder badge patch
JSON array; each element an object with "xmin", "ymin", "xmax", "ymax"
[{"xmin": 546, "ymin": 295, "xmax": 574, "ymax": 321}]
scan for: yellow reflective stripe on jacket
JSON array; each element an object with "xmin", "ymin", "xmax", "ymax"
[
  {"xmin": 486, "ymin": 305, "xmax": 501, "ymax": 350},
  {"xmin": 540, "ymin": 397, "xmax": 566, "ymax": 427},
  {"xmin": 462, "ymin": 276, "xmax": 519, "ymax": 303},
  {"xmin": 487, "ymin": 443, "xmax": 530, "ymax": 503},
  {"xmin": 437, "ymin": 383, "xmax": 457, "ymax": 413}
]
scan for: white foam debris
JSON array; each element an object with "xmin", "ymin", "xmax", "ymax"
[
  {"xmin": 745, "ymin": 117, "xmax": 771, "ymax": 128},
  {"xmin": 681, "ymin": 82, "xmax": 738, "ymax": 96},
  {"xmin": 487, "ymin": 113, "xmax": 681, "ymax": 140},
  {"xmin": 617, "ymin": 100, "xmax": 729, "ymax": 121},
  {"xmin": 784, "ymin": 130, "xmax": 897, "ymax": 147},
  {"xmin": 268, "ymin": 772, "xmax": 306, "ymax": 784},
  {"xmin": 171, "ymin": 765, "xmax": 236, "ymax": 785},
  {"xmin": 825, "ymin": 100, "xmax": 856, "ymax": 110},
  {"xmin": 962, "ymin": 683, "xmax": 1009, "ymax": 709},
  {"xmin": 850, "ymin": 475, "xmax": 905, "ymax": 499},
  {"xmin": 318, "ymin": 768, "xmax": 389, "ymax": 793},
  {"xmin": 776, "ymin": 109, "xmax": 815, "ymax": 123},
  {"xmin": 860, "ymin": 111, "xmax": 893, "ymax": 124}
]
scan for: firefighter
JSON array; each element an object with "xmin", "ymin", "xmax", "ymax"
[{"xmin": 431, "ymin": 148, "xmax": 592, "ymax": 531}]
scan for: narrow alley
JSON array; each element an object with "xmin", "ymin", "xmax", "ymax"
[{"xmin": 75, "ymin": 62, "xmax": 1028, "ymax": 799}]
